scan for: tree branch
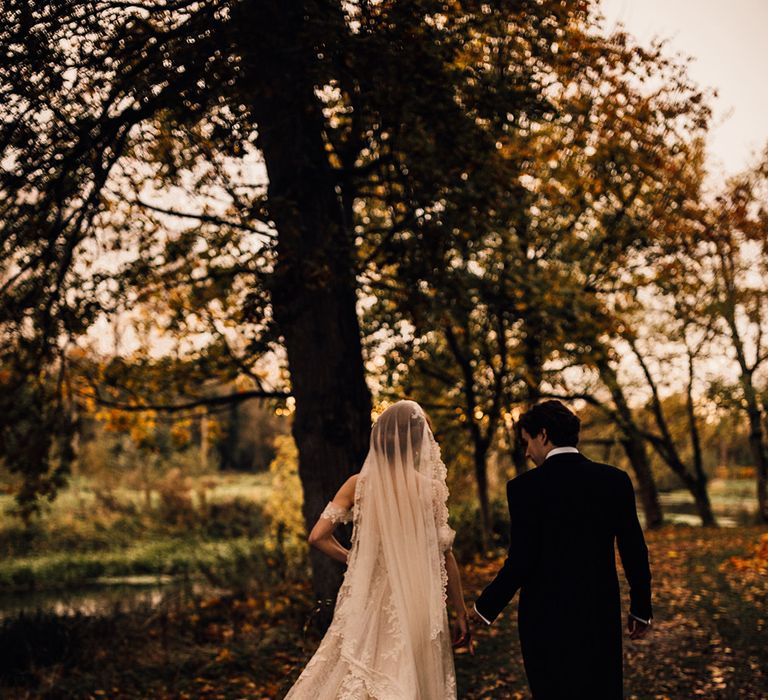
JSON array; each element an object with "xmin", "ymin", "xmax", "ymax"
[
  {"xmin": 86, "ymin": 387, "xmax": 291, "ymax": 413},
  {"xmin": 134, "ymin": 198, "xmax": 276, "ymax": 238}
]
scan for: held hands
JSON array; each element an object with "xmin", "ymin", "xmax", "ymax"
[
  {"xmin": 468, "ymin": 607, "xmax": 486, "ymax": 625},
  {"xmin": 627, "ymin": 614, "xmax": 652, "ymax": 640},
  {"xmin": 452, "ymin": 610, "xmax": 475, "ymax": 656}
]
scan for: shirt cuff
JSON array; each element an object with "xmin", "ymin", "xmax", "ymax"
[
  {"xmin": 473, "ymin": 602, "xmax": 492, "ymax": 625},
  {"xmin": 629, "ymin": 612, "xmax": 652, "ymax": 625}
]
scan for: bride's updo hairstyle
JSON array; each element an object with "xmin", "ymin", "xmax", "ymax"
[{"xmin": 371, "ymin": 400, "xmax": 430, "ymax": 472}]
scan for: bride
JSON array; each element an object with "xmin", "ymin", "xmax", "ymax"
[{"xmin": 283, "ymin": 399, "xmax": 472, "ymax": 699}]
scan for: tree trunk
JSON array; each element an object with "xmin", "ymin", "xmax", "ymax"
[
  {"xmin": 620, "ymin": 434, "xmax": 664, "ymax": 529},
  {"xmin": 685, "ymin": 349, "xmax": 717, "ymax": 526},
  {"xmin": 596, "ymin": 355, "xmax": 664, "ymax": 528},
  {"xmin": 443, "ymin": 323, "xmax": 496, "ymax": 546},
  {"xmin": 511, "ymin": 424, "xmax": 529, "ymax": 476},
  {"xmin": 659, "ymin": 455, "xmax": 716, "ymax": 527},
  {"xmin": 511, "ymin": 337, "xmax": 543, "ymax": 476},
  {"xmin": 689, "ymin": 473, "xmax": 718, "ymax": 527},
  {"xmin": 238, "ymin": 1, "xmax": 373, "ymax": 615},
  {"xmin": 719, "ymin": 260, "xmax": 768, "ymax": 523},
  {"xmin": 735, "ymin": 370, "xmax": 768, "ymax": 523},
  {"xmin": 745, "ymin": 407, "xmax": 768, "ymax": 523},
  {"xmin": 218, "ymin": 402, "xmax": 240, "ymax": 472},
  {"xmin": 474, "ymin": 441, "xmax": 492, "ymax": 549},
  {"xmin": 511, "ymin": 309, "xmax": 546, "ymax": 476},
  {"xmin": 200, "ymin": 413, "xmax": 208, "ymax": 472},
  {"xmin": 622, "ymin": 334, "xmax": 718, "ymax": 526}
]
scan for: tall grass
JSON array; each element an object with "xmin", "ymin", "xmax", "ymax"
[{"xmin": 0, "ymin": 471, "xmax": 306, "ymax": 596}]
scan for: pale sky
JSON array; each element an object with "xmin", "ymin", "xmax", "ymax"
[{"xmin": 598, "ymin": 0, "xmax": 768, "ymax": 182}]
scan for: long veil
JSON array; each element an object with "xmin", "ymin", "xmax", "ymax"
[{"xmin": 329, "ymin": 399, "xmax": 455, "ymax": 698}]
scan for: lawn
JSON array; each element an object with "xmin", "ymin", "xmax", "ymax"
[{"xmin": 0, "ymin": 472, "xmax": 281, "ymax": 596}]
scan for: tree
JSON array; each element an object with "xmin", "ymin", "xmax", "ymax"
[
  {"xmin": 643, "ymin": 143, "xmax": 768, "ymax": 524},
  {"xmin": 0, "ymin": 0, "xmax": 605, "ymax": 600},
  {"xmin": 0, "ymin": 0, "xmax": 376, "ymax": 605},
  {"xmin": 363, "ymin": 3, "xmax": 710, "ymax": 533},
  {"xmin": 623, "ymin": 311, "xmax": 718, "ymax": 526},
  {"xmin": 699, "ymin": 149, "xmax": 768, "ymax": 522}
]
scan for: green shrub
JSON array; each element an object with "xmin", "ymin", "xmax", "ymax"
[
  {"xmin": 451, "ymin": 497, "xmax": 510, "ymax": 560},
  {"xmin": 263, "ymin": 436, "xmax": 304, "ymax": 547},
  {"xmin": 204, "ymin": 498, "xmax": 268, "ymax": 539}
]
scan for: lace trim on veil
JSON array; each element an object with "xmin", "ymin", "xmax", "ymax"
[{"xmin": 428, "ymin": 433, "xmax": 452, "ymax": 638}]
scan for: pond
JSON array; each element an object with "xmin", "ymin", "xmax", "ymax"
[
  {"xmin": 0, "ymin": 575, "xmax": 221, "ymax": 624},
  {"xmin": 649, "ymin": 478, "xmax": 757, "ymax": 528}
]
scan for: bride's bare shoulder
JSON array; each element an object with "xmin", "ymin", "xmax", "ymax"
[
  {"xmin": 341, "ymin": 473, "xmax": 360, "ymax": 496},
  {"xmin": 330, "ymin": 473, "xmax": 359, "ymax": 510}
]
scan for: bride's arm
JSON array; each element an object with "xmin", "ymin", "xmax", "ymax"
[
  {"xmin": 445, "ymin": 549, "xmax": 468, "ymax": 616},
  {"xmin": 307, "ymin": 475, "xmax": 357, "ymax": 564},
  {"xmin": 445, "ymin": 549, "xmax": 473, "ymax": 652}
]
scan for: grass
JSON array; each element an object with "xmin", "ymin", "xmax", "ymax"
[
  {"xmin": 0, "ymin": 471, "xmax": 293, "ymax": 595},
  {"xmin": 0, "ymin": 472, "xmax": 759, "ymax": 596},
  {"xmin": 0, "ymin": 537, "xmax": 275, "ymax": 593},
  {"xmin": 0, "ymin": 472, "xmax": 274, "ymax": 525}
]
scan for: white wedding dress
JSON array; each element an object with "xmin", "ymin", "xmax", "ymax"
[{"xmin": 284, "ymin": 401, "xmax": 458, "ymax": 700}]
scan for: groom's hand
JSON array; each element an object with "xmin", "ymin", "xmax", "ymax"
[
  {"xmin": 468, "ymin": 607, "xmax": 486, "ymax": 625},
  {"xmin": 627, "ymin": 614, "xmax": 651, "ymax": 640}
]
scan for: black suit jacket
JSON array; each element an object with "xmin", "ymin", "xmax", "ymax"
[{"xmin": 475, "ymin": 451, "xmax": 652, "ymax": 698}]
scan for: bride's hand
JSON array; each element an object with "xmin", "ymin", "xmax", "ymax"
[{"xmin": 452, "ymin": 612, "xmax": 475, "ymax": 655}]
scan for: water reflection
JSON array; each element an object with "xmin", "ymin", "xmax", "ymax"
[
  {"xmin": 0, "ymin": 575, "xmax": 217, "ymax": 622},
  {"xmin": 644, "ymin": 478, "xmax": 757, "ymax": 528}
]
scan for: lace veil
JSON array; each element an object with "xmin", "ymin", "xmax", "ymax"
[{"xmin": 329, "ymin": 399, "xmax": 455, "ymax": 698}]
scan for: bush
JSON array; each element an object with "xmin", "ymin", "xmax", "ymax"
[
  {"xmin": 155, "ymin": 468, "xmax": 198, "ymax": 529},
  {"xmin": 450, "ymin": 497, "xmax": 510, "ymax": 560},
  {"xmin": 264, "ymin": 436, "xmax": 305, "ymax": 549},
  {"xmin": 204, "ymin": 498, "xmax": 268, "ymax": 539},
  {"xmin": 195, "ymin": 538, "xmax": 307, "ymax": 595}
]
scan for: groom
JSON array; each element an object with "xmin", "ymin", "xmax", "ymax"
[{"xmin": 472, "ymin": 400, "xmax": 652, "ymax": 699}]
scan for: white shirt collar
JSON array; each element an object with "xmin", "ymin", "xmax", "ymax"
[{"xmin": 544, "ymin": 446, "xmax": 579, "ymax": 461}]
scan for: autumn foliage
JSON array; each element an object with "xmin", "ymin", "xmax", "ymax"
[{"xmin": 723, "ymin": 532, "xmax": 768, "ymax": 575}]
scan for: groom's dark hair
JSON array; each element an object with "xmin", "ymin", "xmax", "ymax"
[{"xmin": 517, "ymin": 400, "xmax": 580, "ymax": 446}]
